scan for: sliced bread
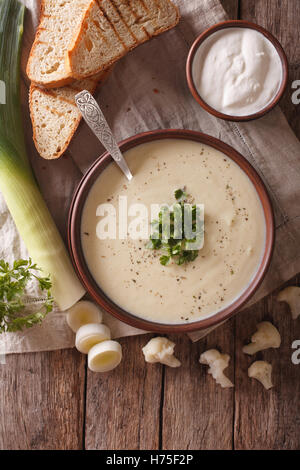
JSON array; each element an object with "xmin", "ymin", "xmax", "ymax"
[
  {"xmin": 66, "ymin": 0, "xmax": 180, "ymax": 80},
  {"xmin": 64, "ymin": 0, "xmax": 127, "ymax": 80},
  {"xmin": 27, "ymin": 0, "xmax": 179, "ymax": 88},
  {"xmin": 29, "ymin": 70, "xmax": 110, "ymax": 160},
  {"xmin": 27, "ymin": 0, "xmax": 95, "ymax": 88}
]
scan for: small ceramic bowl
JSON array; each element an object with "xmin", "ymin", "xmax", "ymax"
[
  {"xmin": 68, "ymin": 129, "xmax": 275, "ymax": 334},
  {"xmin": 186, "ymin": 20, "xmax": 288, "ymax": 122}
]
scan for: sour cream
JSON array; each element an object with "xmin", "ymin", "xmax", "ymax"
[
  {"xmin": 192, "ymin": 27, "xmax": 283, "ymax": 117},
  {"xmin": 81, "ymin": 139, "xmax": 266, "ymax": 325}
]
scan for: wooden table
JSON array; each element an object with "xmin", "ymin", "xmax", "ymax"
[{"xmin": 0, "ymin": 0, "xmax": 299, "ymax": 451}]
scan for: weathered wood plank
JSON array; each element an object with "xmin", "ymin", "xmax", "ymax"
[
  {"xmin": 221, "ymin": 0, "xmax": 239, "ymax": 19},
  {"xmin": 234, "ymin": 279, "xmax": 300, "ymax": 449},
  {"xmin": 241, "ymin": 0, "xmax": 300, "ymax": 136},
  {"xmin": 233, "ymin": 0, "xmax": 300, "ymax": 450},
  {"xmin": 0, "ymin": 349, "xmax": 85, "ymax": 450},
  {"xmin": 162, "ymin": 320, "xmax": 235, "ymax": 450},
  {"xmin": 85, "ymin": 335, "xmax": 162, "ymax": 450}
]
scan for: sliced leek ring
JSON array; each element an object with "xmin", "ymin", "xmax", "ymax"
[
  {"xmin": 88, "ymin": 340, "xmax": 122, "ymax": 373},
  {"xmin": 75, "ymin": 323, "xmax": 111, "ymax": 354},
  {"xmin": 67, "ymin": 301, "xmax": 102, "ymax": 333}
]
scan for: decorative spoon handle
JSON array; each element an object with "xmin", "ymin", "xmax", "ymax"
[{"xmin": 75, "ymin": 90, "xmax": 133, "ymax": 181}]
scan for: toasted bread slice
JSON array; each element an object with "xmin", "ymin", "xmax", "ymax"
[
  {"xmin": 67, "ymin": 0, "xmax": 180, "ymax": 80},
  {"xmin": 109, "ymin": 0, "xmax": 151, "ymax": 42},
  {"xmin": 65, "ymin": 0, "xmax": 127, "ymax": 80},
  {"xmin": 27, "ymin": 0, "xmax": 95, "ymax": 88},
  {"xmin": 29, "ymin": 70, "xmax": 110, "ymax": 160},
  {"xmin": 130, "ymin": 0, "xmax": 179, "ymax": 36}
]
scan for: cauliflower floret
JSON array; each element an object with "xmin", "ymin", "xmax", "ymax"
[
  {"xmin": 199, "ymin": 349, "xmax": 234, "ymax": 388},
  {"xmin": 277, "ymin": 286, "xmax": 300, "ymax": 320},
  {"xmin": 248, "ymin": 361, "xmax": 273, "ymax": 390},
  {"xmin": 243, "ymin": 321, "xmax": 281, "ymax": 355},
  {"xmin": 142, "ymin": 337, "xmax": 181, "ymax": 368}
]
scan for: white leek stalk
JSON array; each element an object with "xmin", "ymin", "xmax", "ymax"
[{"xmin": 0, "ymin": 0, "xmax": 85, "ymax": 310}]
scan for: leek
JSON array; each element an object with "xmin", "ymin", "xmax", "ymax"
[{"xmin": 0, "ymin": 0, "xmax": 85, "ymax": 311}]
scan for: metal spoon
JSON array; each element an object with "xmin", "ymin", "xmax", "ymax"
[{"xmin": 75, "ymin": 90, "xmax": 133, "ymax": 181}]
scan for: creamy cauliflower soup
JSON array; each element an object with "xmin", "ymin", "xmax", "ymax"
[{"xmin": 81, "ymin": 139, "xmax": 266, "ymax": 324}]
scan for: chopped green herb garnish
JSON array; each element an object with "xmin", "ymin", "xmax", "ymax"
[
  {"xmin": 147, "ymin": 189, "xmax": 204, "ymax": 266},
  {"xmin": 0, "ymin": 259, "xmax": 53, "ymax": 333},
  {"xmin": 160, "ymin": 255, "xmax": 171, "ymax": 266},
  {"xmin": 149, "ymin": 237, "xmax": 162, "ymax": 250},
  {"xmin": 174, "ymin": 187, "xmax": 189, "ymax": 202},
  {"xmin": 175, "ymin": 189, "xmax": 183, "ymax": 200}
]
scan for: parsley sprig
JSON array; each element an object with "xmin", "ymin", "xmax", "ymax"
[
  {"xmin": 0, "ymin": 259, "xmax": 53, "ymax": 333},
  {"xmin": 147, "ymin": 189, "xmax": 204, "ymax": 266}
]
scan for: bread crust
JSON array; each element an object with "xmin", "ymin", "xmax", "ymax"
[
  {"xmin": 66, "ymin": 0, "xmax": 180, "ymax": 80},
  {"xmin": 29, "ymin": 68, "xmax": 111, "ymax": 159},
  {"xmin": 27, "ymin": 0, "xmax": 180, "ymax": 87},
  {"xmin": 27, "ymin": 0, "xmax": 180, "ymax": 157},
  {"xmin": 26, "ymin": 0, "xmax": 93, "ymax": 88}
]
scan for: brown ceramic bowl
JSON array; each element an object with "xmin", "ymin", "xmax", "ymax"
[
  {"xmin": 68, "ymin": 129, "xmax": 274, "ymax": 333},
  {"xmin": 186, "ymin": 20, "xmax": 288, "ymax": 122}
]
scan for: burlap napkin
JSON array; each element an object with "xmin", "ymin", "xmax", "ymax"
[{"xmin": 0, "ymin": 0, "xmax": 299, "ymax": 353}]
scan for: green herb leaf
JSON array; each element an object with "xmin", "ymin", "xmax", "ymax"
[
  {"xmin": 149, "ymin": 237, "xmax": 162, "ymax": 250},
  {"xmin": 148, "ymin": 189, "xmax": 203, "ymax": 267},
  {"xmin": 160, "ymin": 256, "xmax": 170, "ymax": 266},
  {"xmin": 175, "ymin": 189, "xmax": 184, "ymax": 200},
  {"xmin": 0, "ymin": 258, "xmax": 53, "ymax": 333},
  {"xmin": 174, "ymin": 188, "xmax": 188, "ymax": 201}
]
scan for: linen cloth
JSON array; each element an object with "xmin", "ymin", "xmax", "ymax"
[{"xmin": 0, "ymin": 0, "xmax": 299, "ymax": 353}]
